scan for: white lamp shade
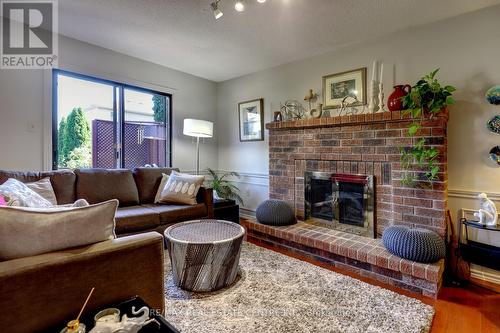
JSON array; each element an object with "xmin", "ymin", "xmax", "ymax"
[{"xmin": 183, "ymin": 119, "xmax": 213, "ymax": 138}]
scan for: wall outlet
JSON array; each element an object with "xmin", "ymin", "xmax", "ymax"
[{"xmin": 26, "ymin": 122, "xmax": 38, "ymax": 132}]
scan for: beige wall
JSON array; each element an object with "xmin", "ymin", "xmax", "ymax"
[
  {"xmin": 0, "ymin": 32, "xmax": 218, "ymax": 172},
  {"xmin": 217, "ymin": 5, "xmax": 500, "ymax": 228}
]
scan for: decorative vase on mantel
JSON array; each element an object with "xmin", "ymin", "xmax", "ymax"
[{"xmin": 387, "ymin": 84, "xmax": 411, "ymax": 111}]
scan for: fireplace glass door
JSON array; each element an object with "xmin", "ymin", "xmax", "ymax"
[
  {"xmin": 337, "ymin": 181, "xmax": 365, "ymax": 227},
  {"xmin": 305, "ymin": 172, "xmax": 375, "ymax": 238}
]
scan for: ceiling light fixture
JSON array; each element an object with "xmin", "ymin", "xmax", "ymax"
[
  {"xmin": 211, "ymin": 1, "xmax": 223, "ymax": 19},
  {"xmin": 211, "ymin": 0, "xmax": 266, "ymax": 20},
  {"xmin": 234, "ymin": 1, "xmax": 245, "ymax": 12}
]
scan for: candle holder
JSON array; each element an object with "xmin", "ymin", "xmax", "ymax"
[
  {"xmin": 368, "ymin": 80, "xmax": 379, "ymax": 113},
  {"xmin": 378, "ymin": 82, "xmax": 386, "ymax": 112}
]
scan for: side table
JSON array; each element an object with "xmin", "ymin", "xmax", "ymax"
[
  {"xmin": 214, "ymin": 198, "xmax": 240, "ymax": 223},
  {"xmin": 458, "ymin": 218, "xmax": 500, "ymax": 271}
]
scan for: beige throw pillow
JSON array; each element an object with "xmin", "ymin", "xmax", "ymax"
[
  {"xmin": 0, "ymin": 199, "xmax": 118, "ymax": 260},
  {"xmin": 154, "ymin": 173, "xmax": 169, "ymax": 204},
  {"xmin": 159, "ymin": 171, "xmax": 204, "ymax": 205},
  {"xmin": 0, "ymin": 178, "xmax": 53, "ymax": 208},
  {"xmin": 26, "ymin": 177, "xmax": 58, "ymax": 205}
]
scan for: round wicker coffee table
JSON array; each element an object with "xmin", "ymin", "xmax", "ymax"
[{"xmin": 164, "ymin": 219, "xmax": 245, "ymax": 292}]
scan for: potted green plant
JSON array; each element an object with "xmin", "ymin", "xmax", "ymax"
[
  {"xmin": 400, "ymin": 69, "xmax": 456, "ymax": 186},
  {"xmin": 205, "ymin": 168, "xmax": 244, "ymax": 205}
]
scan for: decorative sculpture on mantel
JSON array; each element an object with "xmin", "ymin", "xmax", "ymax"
[
  {"xmin": 473, "ymin": 193, "xmax": 498, "ymax": 226},
  {"xmin": 281, "ymin": 100, "xmax": 306, "ymax": 120},
  {"xmin": 339, "ymin": 95, "xmax": 360, "ymax": 116},
  {"xmin": 304, "ymin": 89, "xmax": 322, "ymax": 118}
]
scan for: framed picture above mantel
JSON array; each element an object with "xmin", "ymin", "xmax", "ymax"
[
  {"xmin": 322, "ymin": 67, "xmax": 367, "ymax": 109},
  {"xmin": 238, "ymin": 98, "xmax": 264, "ymax": 142}
]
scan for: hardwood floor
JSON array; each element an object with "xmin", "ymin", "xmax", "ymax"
[{"xmin": 247, "ymin": 238, "xmax": 500, "ymax": 333}]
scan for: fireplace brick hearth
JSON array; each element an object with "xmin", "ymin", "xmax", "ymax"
[
  {"xmin": 242, "ymin": 218, "xmax": 444, "ymax": 298},
  {"xmin": 252, "ymin": 110, "xmax": 449, "ymax": 298}
]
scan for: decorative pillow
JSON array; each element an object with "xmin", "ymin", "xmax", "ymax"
[
  {"xmin": 154, "ymin": 173, "xmax": 169, "ymax": 203},
  {"xmin": 0, "ymin": 199, "xmax": 118, "ymax": 260},
  {"xmin": 0, "ymin": 178, "xmax": 53, "ymax": 208},
  {"xmin": 159, "ymin": 171, "xmax": 204, "ymax": 205},
  {"xmin": 25, "ymin": 177, "xmax": 58, "ymax": 205}
]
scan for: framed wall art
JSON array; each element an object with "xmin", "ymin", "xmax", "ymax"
[
  {"xmin": 322, "ymin": 67, "xmax": 367, "ymax": 109},
  {"xmin": 238, "ymin": 98, "xmax": 264, "ymax": 142}
]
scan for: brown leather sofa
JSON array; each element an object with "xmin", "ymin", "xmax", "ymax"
[
  {"xmin": 0, "ymin": 167, "xmax": 214, "ymax": 236},
  {"xmin": 0, "ymin": 232, "xmax": 165, "ymax": 333}
]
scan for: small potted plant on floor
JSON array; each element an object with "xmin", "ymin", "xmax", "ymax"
[{"xmin": 400, "ymin": 69, "xmax": 456, "ymax": 186}]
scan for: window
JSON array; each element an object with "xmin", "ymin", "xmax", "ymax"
[{"xmin": 52, "ymin": 70, "xmax": 171, "ymax": 169}]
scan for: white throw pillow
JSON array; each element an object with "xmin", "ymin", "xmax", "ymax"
[
  {"xmin": 26, "ymin": 177, "xmax": 58, "ymax": 205},
  {"xmin": 159, "ymin": 171, "xmax": 204, "ymax": 205},
  {"xmin": 154, "ymin": 173, "xmax": 169, "ymax": 203},
  {"xmin": 0, "ymin": 199, "xmax": 118, "ymax": 260},
  {"xmin": 0, "ymin": 178, "xmax": 53, "ymax": 208}
]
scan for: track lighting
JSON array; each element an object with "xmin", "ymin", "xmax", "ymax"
[
  {"xmin": 211, "ymin": 1, "xmax": 223, "ymax": 19},
  {"xmin": 234, "ymin": 1, "xmax": 245, "ymax": 12},
  {"xmin": 211, "ymin": 0, "xmax": 266, "ymax": 20}
]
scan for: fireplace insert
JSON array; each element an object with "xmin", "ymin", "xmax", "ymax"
[{"xmin": 305, "ymin": 172, "xmax": 375, "ymax": 238}]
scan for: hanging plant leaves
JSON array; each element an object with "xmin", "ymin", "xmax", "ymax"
[{"xmin": 400, "ymin": 69, "xmax": 455, "ymax": 186}]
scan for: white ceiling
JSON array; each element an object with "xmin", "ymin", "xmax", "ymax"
[{"xmin": 58, "ymin": 0, "xmax": 500, "ymax": 82}]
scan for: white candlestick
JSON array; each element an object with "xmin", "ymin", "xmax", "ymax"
[
  {"xmin": 378, "ymin": 82, "xmax": 385, "ymax": 112},
  {"xmin": 372, "ymin": 60, "xmax": 377, "ymax": 82},
  {"xmin": 379, "ymin": 62, "xmax": 384, "ymax": 83}
]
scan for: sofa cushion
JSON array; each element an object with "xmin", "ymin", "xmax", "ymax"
[
  {"xmin": 75, "ymin": 169, "xmax": 140, "ymax": 207},
  {"xmin": 133, "ymin": 167, "xmax": 178, "ymax": 204},
  {"xmin": 114, "ymin": 206, "xmax": 160, "ymax": 234},
  {"xmin": 26, "ymin": 178, "xmax": 58, "ymax": 205},
  {"xmin": 0, "ymin": 170, "xmax": 76, "ymax": 204},
  {"xmin": 143, "ymin": 203, "xmax": 207, "ymax": 224},
  {"xmin": 0, "ymin": 200, "xmax": 117, "ymax": 260}
]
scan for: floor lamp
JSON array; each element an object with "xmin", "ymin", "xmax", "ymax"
[{"xmin": 183, "ymin": 119, "xmax": 214, "ymax": 175}]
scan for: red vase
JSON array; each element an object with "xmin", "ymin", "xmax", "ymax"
[{"xmin": 387, "ymin": 84, "xmax": 411, "ymax": 111}]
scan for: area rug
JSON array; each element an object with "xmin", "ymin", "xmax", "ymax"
[{"xmin": 164, "ymin": 242, "xmax": 434, "ymax": 333}]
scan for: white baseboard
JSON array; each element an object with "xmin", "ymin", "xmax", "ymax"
[{"xmin": 470, "ymin": 264, "xmax": 500, "ymax": 285}]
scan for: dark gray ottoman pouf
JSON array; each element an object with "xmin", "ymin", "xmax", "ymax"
[
  {"xmin": 382, "ymin": 225, "xmax": 445, "ymax": 263},
  {"xmin": 256, "ymin": 199, "xmax": 296, "ymax": 226}
]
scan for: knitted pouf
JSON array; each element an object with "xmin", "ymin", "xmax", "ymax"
[
  {"xmin": 256, "ymin": 199, "xmax": 296, "ymax": 226},
  {"xmin": 382, "ymin": 225, "xmax": 445, "ymax": 263}
]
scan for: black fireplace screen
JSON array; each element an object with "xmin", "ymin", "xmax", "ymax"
[{"xmin": 305, "ymin": 172, "xmax": 375, "ymax": 238}]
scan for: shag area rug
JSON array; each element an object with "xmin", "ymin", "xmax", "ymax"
[{"xmin": 164, "ymin": 242, "xmax": 434, "ymax": 333}]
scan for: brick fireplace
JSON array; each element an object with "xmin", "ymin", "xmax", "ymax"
[
  {"xmin": 268, "ymin": 110, "xmax": 448, "ymax": 237},
  {"xmin": 243, "ymin": 110, "xmax": 448, "ymax": 298}
]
